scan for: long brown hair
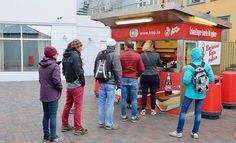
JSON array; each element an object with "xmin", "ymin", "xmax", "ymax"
[
  {"xmin": 65, "ymin": 39, "xmax": 83, "ymax": 51},
  {"xmin": 142, "ymin": 40, "xmax": 154, "ymax": 52}
]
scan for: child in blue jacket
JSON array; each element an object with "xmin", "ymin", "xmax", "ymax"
[{"xmin": 169, "ymin": 47, "xmax": 214, "ymax": 139}]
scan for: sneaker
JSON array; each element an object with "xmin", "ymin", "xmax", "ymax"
[
  {"xmin": 190, "ymin": 132, "xmax": 199, "ymax": 139},
  {"xmin": 74, "ymin": 127, "xmax": 88, "ymax": 135},
  {"xmin": 121, "ymin": 116, "xmax": 129, "ymax": 122},
  {"xmin": 151, "ymin": 110, "xmax": 157, "ymax": 115},
  {"xmin": 61, "ymin": 125, "xmax": 74, "ymax": 132},
  {"xmin": 43, "ymin": 136, "xmax": 50, "ymax": 142},
  {"xmin": 105, "ymin": 123, "xmax": 120, "ymax": 130},
  {"xmin": 50, "ymin": 136, "xmax": 64, "ymax": 142},
  {"xmin": 140, "ymin": 110, "xmax": 146, "ymax": 116},
  {"xmin": 169, "ymin": 131, "xmax": 183, "ymax": 138},
  {"xmin": 131, "ymin": 116, "xmax": 140, "ymax": 123},
  {"xmin": 99, "ymin": 124, "xmax": 105, "ymax": 128}
]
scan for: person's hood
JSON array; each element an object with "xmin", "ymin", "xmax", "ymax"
[
  {"xmin": 39, "ymin": 57, "xmax": 61, "ymax": 67},
  {"xmin": 63, "ymin": 49, "xmax": 80, "ymax": 58},
  {"xmin": 191, "ymin": 47, "xmax": 203, "ymax": 63}
]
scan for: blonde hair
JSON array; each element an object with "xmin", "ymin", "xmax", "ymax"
[{"xmin": 142, "ymin": 40, "xmax": 154, "ymax": 52}]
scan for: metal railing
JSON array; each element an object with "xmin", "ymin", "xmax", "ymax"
[{"xmin": 87, "ymin": 0, "xmax": 184, "ymax": 15}]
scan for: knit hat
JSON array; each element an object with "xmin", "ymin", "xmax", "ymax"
[
  {"xmin": 106, "ymin": 38, "xmax": 116, "ymax": 47},
  {"xmin": 44, "ymin": 46, "xmax": 57, "ymax": 58}
]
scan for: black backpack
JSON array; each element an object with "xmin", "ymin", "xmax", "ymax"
[
  {"xmin": 94, "ymin": 50, "xmax": 112, "ymax": 82},
  {"xmin": 190, "ymin": 62, "xmax": 209, "ymax": 93}
]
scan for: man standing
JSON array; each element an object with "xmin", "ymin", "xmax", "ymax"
[
  {"xmin": 119, "ymin": 41, "xmax": 144, "ymax": 122},
  {"xmin": 94, "ymin": 38, "xmax": 122, "ymax": 130}
]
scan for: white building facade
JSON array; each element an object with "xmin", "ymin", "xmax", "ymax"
[{"xmin": 0, "ymin": 0, "xmax": 110, "ymax": 81}]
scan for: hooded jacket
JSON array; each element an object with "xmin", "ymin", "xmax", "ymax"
[
  {"xmin": 39, "ymin": 57, "xmax": 62, "ymax": 102},
  {"xmin": 183, "ymin": 48, "xmax": 214, "ymax": 99},
  {"xmin": 62, "ymin": 49, "xmax": 85, "ymax": 86},
  {"xmin": 95, "ymin": 46, "xmax": 122, "ymax": 88}
]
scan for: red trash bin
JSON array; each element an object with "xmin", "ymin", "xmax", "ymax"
[
  {"xmin": 221, "ymin": 71, "xmax": 236, "ymax": 109},
  {"xmin": 202, "ymin": 76, "xmax": 222, "ymax": 119}
]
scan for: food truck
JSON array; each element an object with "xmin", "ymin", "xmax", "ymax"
[{"xmin": 92, "ymin": 5, "xmax": 231, "ymax": 114}]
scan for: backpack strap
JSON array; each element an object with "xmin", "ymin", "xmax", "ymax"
[
  {"xmin": 101, "ymin": 49, "xmax": 107, "ymax": 54},
  {"xmin": 190, "ymin": 63, "xmax": 197, "ymax": 69},
  {"xmin": 201, "ymin": 62, "xmax": 205, "ymax": 67},
  {"xmin": 200, "ymin": 62, "xmax": 208, "ymax": 76},
  {"xmin": 189, "ymin": 63, "xmax": 198, "ymax": 87},
  {"xmin": 190, "ymin": 62, "xmax": 205, "ymax": 68}
]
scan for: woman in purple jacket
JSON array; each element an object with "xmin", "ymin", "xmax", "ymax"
[{"xmin": 39, "ymin": 46, "xmax": 64, "ymax": 142}]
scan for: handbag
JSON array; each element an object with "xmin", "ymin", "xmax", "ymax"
[{"xmin": 144, "ymin": 52, "xmax": 162, "ymax": 88}]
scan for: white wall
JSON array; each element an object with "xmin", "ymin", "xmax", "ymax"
[
  {"xmin": 0, "ymin": 0, "xmax": 77, "ymax": 81},
  {"xmin": 0, "ymin": 25, "xmax": 77, "ymax": 82},
  {"xmin": 76, "ymin": 15, "xmax": 111, "ymax": 76},
  {"xmin": 0, "ymin": 1, "xmax": 111, "ymax": 81},
  {"xmin": 0, "ymin": 0, "xmax": 76, "ymax": 24}
]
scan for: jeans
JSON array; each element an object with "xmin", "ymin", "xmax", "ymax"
[
  {"xmin": 62, "ymin": 86, "xmax": 84, "ymax": 131},
  {"xmin": 140, "ymin": 75, "xmax": 159, "ymax": 110},
  {"xmin": 42, "ymin": 100, "xmax": 59, "ymax": 140},
  {"xmin": 98, "ymin": 83, "xmax": 116, "ymax": 126},
  {"xmin": 176, "ymin": 96, "xmax": 204, "ymax": 134},
  {"xmin": 121, "ymin": 78, "xmax": 138, "ymax": 119}
]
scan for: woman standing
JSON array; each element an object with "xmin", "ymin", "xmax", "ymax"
[
  {"xmin": 39, "ymin": 46, "xmax": 64, "ymax": 142},
  {"xmin": 140, "ymin": 40, "xmax": 162, "ymax": 116},
  {"xmin": 61, "ymin": 39, "xmax": 88, "ymax": 135}
]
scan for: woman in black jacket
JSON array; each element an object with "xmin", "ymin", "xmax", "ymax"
[
  {"xmin": 61, "ymin": 39, "xmax": 88, "ymax": 135},
  {"xmin": 140, "ymin": 40, "xmax": 162, "ymax": 116}
]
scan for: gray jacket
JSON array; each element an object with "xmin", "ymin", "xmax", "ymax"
[
  {"xmin": 141, "ymin": 51, "xmax": 162, "ymax": 75},
  {"xmin": 97, "ymin": 46, "xmax": 122, "ymax": 88}
]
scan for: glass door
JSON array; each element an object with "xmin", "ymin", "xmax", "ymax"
[
  {"xmin": 115, "ymin": 41, "xmax": 136, "ymax": 55},
  {"xmin": 184, "ymin": 40, "xmax": 197, "ymax": 65}
]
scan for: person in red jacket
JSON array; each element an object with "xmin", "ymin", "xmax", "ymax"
[{"xmin": 119, "ymin": 41, "xmax": 144, "ymax": 122}]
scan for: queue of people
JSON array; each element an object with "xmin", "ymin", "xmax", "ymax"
[{"xmin": 38, "ymin": 38, "xmax": 220, "ymax": 142}]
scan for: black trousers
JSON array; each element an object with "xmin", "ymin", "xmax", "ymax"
[{"xmin": 140, "ymin": 75, "xmax": 159, "ymax": 110}]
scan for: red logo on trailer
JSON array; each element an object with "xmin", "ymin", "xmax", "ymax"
[{"xmin": 164, "ymin": 26, "xmax": 180, "ymax": 37}]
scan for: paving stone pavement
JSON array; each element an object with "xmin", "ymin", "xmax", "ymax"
[{"xmin": 0, "ymin": 76, "xmax": 236, "ymax": 143}]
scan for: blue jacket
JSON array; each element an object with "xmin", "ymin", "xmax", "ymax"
[{"xmin": 183, "ymin": 48, "xmax": 214, "ymax": 99}]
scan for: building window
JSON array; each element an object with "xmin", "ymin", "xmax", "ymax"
[
  {"xmin": 187, "ymin": 0, "xmax": 205, "ymax": 5},
  {"xmin": 217, "ymin": 16, "xmax": 230, "ymax": 41},
  {"xmin": 0, "ymin": 24, "xmax": 51, "ymax": 72},
  {"xmin": 139, "ymin": 0, "xmax": 149, "ymax": 7}
]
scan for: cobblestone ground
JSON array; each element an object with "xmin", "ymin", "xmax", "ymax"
[{"xmin": 0, "ymin": 76, "xmax": 235, "ymax": 143}]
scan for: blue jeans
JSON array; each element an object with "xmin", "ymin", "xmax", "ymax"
[
  {"xmin": 42, "ymin": 100, "xmax": 58, "ymax": 140},
  {"xmin": 98, "ymin": 83, "xmax": 116, "ymax": 126},
  {"xmin": 121, "ymin": 78, "xmax": 138, "ymax": 119},
  {"xmin": 176, "ymin": 96, "xmax": 204, "ymax": 134}
]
